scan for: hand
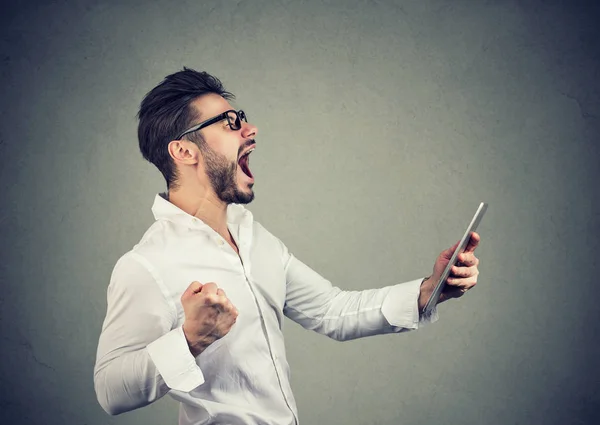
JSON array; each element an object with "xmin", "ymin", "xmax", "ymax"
[
  {"xmin": 418, "ymin": 232, "xmax": 481, "ymax": 311},
  {"xmin": 181, "ymin": 281, "xmax": 239, "ymax": 357}
]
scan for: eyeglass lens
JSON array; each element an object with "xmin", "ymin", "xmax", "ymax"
[{"xmin": 227, "ymin": 110, "xmax": 247, "ymax": 130}]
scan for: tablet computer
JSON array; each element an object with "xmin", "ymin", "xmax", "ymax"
[{"xmin": 421, "ymin": 202, "xmax": 488, "ymax": 316}]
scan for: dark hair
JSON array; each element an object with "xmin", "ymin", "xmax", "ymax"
[{"xmin": 137, "ymin": 67, "xmax": 234, "ymax": 189}]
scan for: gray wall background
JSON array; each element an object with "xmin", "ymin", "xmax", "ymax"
[{"xmin": 1, "ymin": 0, "xmax": 599, "ymax": 424}]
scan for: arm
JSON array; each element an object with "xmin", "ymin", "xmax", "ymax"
[
  {"xmin": 280, "ymin": 230, "xmax": 481, "ymax": 341},
  {"xmin": 93, "ymin": 253, "xmax": 204, "ymax": 415},
  {"xmin": 280, "ymin": 245, "xmax": 437, "ymax": 342}
]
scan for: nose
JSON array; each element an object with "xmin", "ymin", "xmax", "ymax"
[{"xmin": 241, "ymin": 120, "xmax": 258, "ymax": 140}]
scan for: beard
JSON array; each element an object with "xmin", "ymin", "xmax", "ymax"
[{"xmin": 199, "ymin": 140, "xmax": 255, "ymax": 205}]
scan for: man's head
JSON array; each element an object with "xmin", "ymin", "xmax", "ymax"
[{"xmin": 138, "ymin": 68, "xmax": 258, "ymax": 204}]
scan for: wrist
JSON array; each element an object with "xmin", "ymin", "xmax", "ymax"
[
  {"xmin": 182, "ymin": 322, "xmax": 209, "ymax": 357},
  {"xmin": 418, "ymin": 275, "xmax": 433, "ymax": 311}
]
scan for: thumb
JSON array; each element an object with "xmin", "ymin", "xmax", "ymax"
[{"xmin": 443, "ymin": 240, "xmax": 460, "ymax": 260}]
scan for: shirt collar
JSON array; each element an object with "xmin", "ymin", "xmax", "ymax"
[{"xmin": 151, "ymin": 192, "xmax": 253, "ymax": 230}]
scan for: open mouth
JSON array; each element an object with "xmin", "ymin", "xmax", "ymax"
[{"xmin": 238, "ymin": 148, "xmax": 254, "ymax": 179}]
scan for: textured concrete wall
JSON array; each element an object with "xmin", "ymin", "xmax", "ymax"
[{"xmin": 1, "ymin": 1, "xmax": 599, "ymax": 424}]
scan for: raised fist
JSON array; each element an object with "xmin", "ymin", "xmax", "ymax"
[{"xmin": 181, "ymin": 281, "xmax": 238, "ymax": 357}]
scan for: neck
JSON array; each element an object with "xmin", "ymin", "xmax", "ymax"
[{"xmin": 168, "ymin": 185, "xmax": 230, "ymax": 238}]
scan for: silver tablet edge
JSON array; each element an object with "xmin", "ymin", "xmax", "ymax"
[{"xmin": 422, "ymin": 202, "xmax": 488, "ymax": 316}]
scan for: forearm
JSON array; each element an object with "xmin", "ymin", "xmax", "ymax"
[
  {"xmin": 95, "ymin": 254, "xmax": 204, "ymax": 414},
  {"xmin": 94, "ymin": 348, "xmax": 169, "ymax": 415},
  {"xmin": 95, "ymin": 323, "xmax": 208, "ymax": 414},
  {"xmin": 283, "ymin": 255, "xmax": 435, "ymax": 341},
  {"xmin": 286, "ymin": 286, "xmax": 403, "ymax": 341}
]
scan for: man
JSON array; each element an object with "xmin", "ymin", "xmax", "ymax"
[{"xmin": 94, "ymin": 68, "xmax": 480, "ymax": 425}]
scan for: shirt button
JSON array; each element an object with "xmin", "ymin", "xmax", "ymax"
[{"xmin": 218, "ymin": 239, "xmax": 224, "ymax": 246}]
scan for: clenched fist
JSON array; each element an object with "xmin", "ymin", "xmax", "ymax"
[{"xmin": 181, "ymin": 281, "xmax": 239, "ymax": 357}]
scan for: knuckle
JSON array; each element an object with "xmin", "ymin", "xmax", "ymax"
[
  {"xmin": 204, "ymin": 293, "xmax": 218, "ymax": 305},
  {"xmin": 204, "ymin": 282, "xmax": 217, "ymax": 291},
  {"xmin": 214, "ymin": 297, "xmax": 227, "ymax": 310}
]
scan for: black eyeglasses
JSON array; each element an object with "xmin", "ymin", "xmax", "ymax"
[{"xmin": 176, "ymin": 109, "xmax": 247, "ymax": 140}]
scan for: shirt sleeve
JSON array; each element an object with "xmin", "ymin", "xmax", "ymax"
[
  {"xmin": 281, "ymin": 247, "xmax": 438, "ymax": 341},
  {"xmin": 93, "ymin": 252, "xmax": 204, "ymax": 415}
]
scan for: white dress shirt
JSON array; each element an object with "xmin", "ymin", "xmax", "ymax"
[{"xmin": 94, "ymin": 193, "xmax": 437, "ymax": 425}]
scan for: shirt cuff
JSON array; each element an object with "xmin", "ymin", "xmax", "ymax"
[
  {"xmin": 381, "ymin": 278, "xmax": 439, "ymax": 330},
  {"xmin": 146, "ymin": 326, "xmax": 205, "ymax": 392}
]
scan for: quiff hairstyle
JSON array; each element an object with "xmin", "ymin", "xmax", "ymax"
[{"xmin": 137, "ymin": 67, "xmax": 234, "ymax": 189}]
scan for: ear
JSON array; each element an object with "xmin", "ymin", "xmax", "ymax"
[{"xmin": 168, "ymin": 140, "xmax": 199, "ymax": 165}]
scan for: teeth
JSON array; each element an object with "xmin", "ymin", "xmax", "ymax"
[{"xmin": 241, "ymin": 148, "xmax": 255, "ymax": 158}]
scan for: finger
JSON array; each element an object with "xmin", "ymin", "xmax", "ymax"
[
  {"xmin": 201, "ymin": 282, "xmax": 219, "ymax": 295},
  {"xmin": 203, "ymin": 291, "xmax": 231, "ymax": 312},
  {"xmin": 202, "ymin": 292, "xmax": 224, "ymax": 307},
  {"xmin": 464, "ymin": 231, "xmax": 480, "ymax": 253},
  {"xmin": 223, "ymin": 300, "xmax": 238, "ymax": 316},
  {"xmin": 442, "ymin": 239, "xmax": 461, "ymax": 260},
  {"xmin": 457, "ymin": 252, "xmax": 479, "ymax": 267},
  {"xmin": 183, "ymin": 281, "xmax": 203, "ymax": 298},
  {"xmin": 212, "ymin": 294, "xmax": 231, "ymax": 310},
  {"xmin": 216, "ymin": 289, "xmax": 233, "ymax": 311},
  {"xmin": 446, "ymin": 275, "xmax": 478, "ymax": 290},
  {"xmin": 450, "ymin": 264, "xmax": 478, "ymax": 278},
  {"xmin": 214, "ymin": 299, "xmax": 236, "ymax": 315},
  {"xmin": 442, "ymin": 286, "xmax": 466, "ymax": 299}
]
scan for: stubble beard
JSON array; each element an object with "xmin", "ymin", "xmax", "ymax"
[{"xmin": 199, "ymin": 141, "xmax": 255, "ymax": 205}]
